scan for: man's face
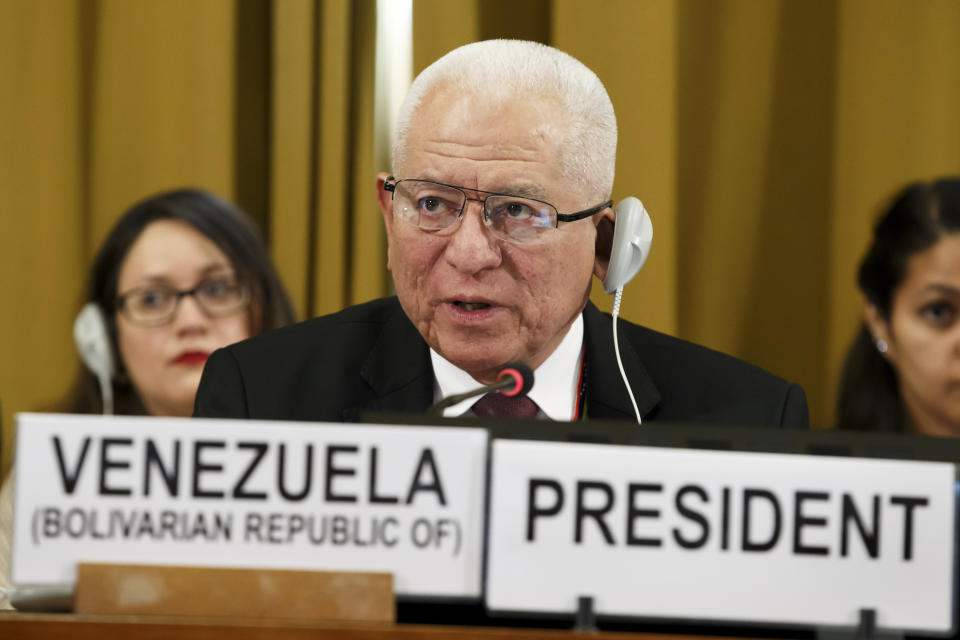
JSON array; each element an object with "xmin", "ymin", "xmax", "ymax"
[{"xmin": 378, "ymin": 89, "xmax": 608, "ymax": 383}]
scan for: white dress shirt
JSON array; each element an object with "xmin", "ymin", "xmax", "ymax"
[{"xmin": 430, "ymin": 315, "xmax": 584, "ymax": 421}]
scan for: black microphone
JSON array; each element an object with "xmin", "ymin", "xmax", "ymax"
[{"xmin": 428, "ymin": 362, "xmax": 534, "ymax": 415}]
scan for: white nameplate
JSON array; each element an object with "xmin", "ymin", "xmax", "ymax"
[
  {"xmin": 12, "ymin": 413, "xmax": 488, "ymax": 598},
  {"xmin": 487, "ymin": 440, "xmax": 956, "ymax": 632}
]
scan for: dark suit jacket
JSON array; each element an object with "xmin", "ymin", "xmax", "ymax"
[{"xmin": 195, "ymin": 296, "xmax": 808, "ymax": 427}]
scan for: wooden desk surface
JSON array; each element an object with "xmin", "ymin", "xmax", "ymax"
[{"xmin": 0, "ymin": 612, "xmax": 767, "ymax": 640}]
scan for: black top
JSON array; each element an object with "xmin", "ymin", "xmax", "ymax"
[{"xmin": 194, "ymin": 296, "xmax": 808, "ymax": 428}]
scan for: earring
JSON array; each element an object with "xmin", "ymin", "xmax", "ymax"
[{"xmin": 876, "ymin": 339, "xmax": 888, "ymax": 354}]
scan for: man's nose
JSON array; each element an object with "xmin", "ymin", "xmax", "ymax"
[{"xmin": 444, "ymin": 201, "xmax": 502, "ymax": 274}]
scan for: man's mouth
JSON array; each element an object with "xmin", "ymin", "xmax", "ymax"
[{"xmin": 454, "ymin": 301, "xmax": 491, "ymax": 311}]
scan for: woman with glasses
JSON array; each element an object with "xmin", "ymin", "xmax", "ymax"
[
  {"xmin": 0, "ymin": 188, "xmax": 294, "ymax": 608},
  {"xmin": 65, "ymin": 188, "xmax": 295, "ymax": 416}
]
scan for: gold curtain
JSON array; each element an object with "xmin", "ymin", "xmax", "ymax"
[
  {"xmin": 0, "ymin": 0, "xmax": 378, "ymax": 477},
  {"xmin": 0, "ymin": 0, "xmax": 87, "ymax": 478},
  {"xmin": 268, "ymin": 0, "xmax": 381, "ymax": 319},
  {"xmin": 2, "ymin": 0, "xmax": 960, "ymax": 477}
]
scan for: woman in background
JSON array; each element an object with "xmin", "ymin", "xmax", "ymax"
[
  {"xmin": 66, "ymin": 188, "xmax": 294, "ymax": 416},
  {"xmin": 0, "ymin": 188, "xmax": 295, "ymax": 607},
  {"xmin": 837, "ymin": 178, "xmax": 960, "ymax": 435}
]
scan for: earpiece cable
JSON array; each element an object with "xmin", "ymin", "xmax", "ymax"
[
  {"xmin": 612, "ymin": 288, "xmax": 642, "ymax": 424},
  {"xmin": 99, "ymin": 373, "xmax": 114, "ymax": 416}
]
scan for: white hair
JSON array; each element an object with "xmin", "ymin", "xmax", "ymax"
[{"xmin": 392, "ymin": 39, "xmax": 617, "ymax": 200}]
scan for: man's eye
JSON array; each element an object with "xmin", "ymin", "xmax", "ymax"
[
  {"xmin": 921, "ymin": 301, "xmax": 956, "ymax": 327},
  {"xmin": 418, "ymin": 196, "xmax": 454, "ymax": 215},
  {"xmin": 502, "ymin": 201, "xmax": 533, "ymax": 220}
]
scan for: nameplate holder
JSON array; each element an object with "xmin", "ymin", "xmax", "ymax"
[
  {"xmin": 12, "ymin": 413, "xmax": 488, "ymax": 599},
  {"xmin": 486, "ymin": 439, "xmax": 957, "ymax": 633},
  {"xmin": 74, "ymin": 563, "xmax": 394, "ymax": 621}
]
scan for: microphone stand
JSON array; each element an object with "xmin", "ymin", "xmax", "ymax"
[{"xmin": 427, "ymin": 376, "xmax": 516, "ymax": 416}]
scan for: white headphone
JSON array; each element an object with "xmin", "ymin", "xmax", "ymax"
[
  {"xmin": 602, "ymin": 196, "xmax": 653, "ymax": 293},
  {"xmin": 73, "ymin": 302, "xmax": 115, "ymax": 415},
  {"xmin": 600, "ymin": 196, "xmax": 653, "ymax": 426}
]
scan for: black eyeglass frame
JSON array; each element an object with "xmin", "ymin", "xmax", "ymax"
[
  {"xmin": 383, "ymin": 176, "xmax": 613, "ymax": 229},
  {"xmin": 115, "ymin": 277, "xmax": 251, "ymax": 327}
]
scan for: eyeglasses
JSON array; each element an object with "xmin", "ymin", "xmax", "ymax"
[
  {"xmin": 116, "ymin": 275, "xmax": 250, "ymax": 327},
  {"xmin": 383, "ymin": 177, "xmax": 613, "ymax": 244}
]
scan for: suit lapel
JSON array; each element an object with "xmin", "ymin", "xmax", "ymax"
[
  {"xmin": 342, "ymin": 299, "xmax": 657, "ymax": 423},
  {"xmin": 343, "ymin": 299, "xmax": 435, "ymax": 421},
  {"xmin": 582, "ymin": 302, "xmax": 661, "ymax": 421}
]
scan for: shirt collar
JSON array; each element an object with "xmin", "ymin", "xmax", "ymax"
[{"xmin": 430, "ymin": 314, "xmax": 584, "ymax": 421}]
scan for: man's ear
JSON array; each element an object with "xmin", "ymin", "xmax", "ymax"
[
  {"xmin": 863, "ymin": 299, "xmax": 895, "ymax": 363},
  {"xmin": 376, "ymin": 172, "xmax": 394, "ymax": 229},
  {"xmin": 376, "ymin": 172, "xmax": 395, "ymax": 271},
  {"xmin": 592, "ymin": 207, "xmax": 616, "ymax": 281}
]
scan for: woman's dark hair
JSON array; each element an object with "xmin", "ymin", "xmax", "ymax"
[
  {"xmin": 64, "ymin": 188, "xmax": 296, "ymax": 414},
  {"xmin": 837, "ymin": 178, "xmax": 960, "ymax": 432}
]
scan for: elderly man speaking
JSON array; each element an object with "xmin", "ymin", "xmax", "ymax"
[{"xmin": 195, "ymin": 40, "xmax": 807, "ymax": 427}]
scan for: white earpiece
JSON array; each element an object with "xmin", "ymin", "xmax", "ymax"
[
  {"xmin": 602, "ymin": 197, "xmax": 653, "ymax": 294},
  {"xmin": 73, "ymin": 302, "xmax": 115, "ymax": 415},
  {"xmin": 601, "ymin": 196, "xmax": 653, "ymax": 426}
]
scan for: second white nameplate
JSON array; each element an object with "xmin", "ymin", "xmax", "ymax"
[{"xmin": 486, "ymin": 439, "xmax": 956, "ymax": 632}]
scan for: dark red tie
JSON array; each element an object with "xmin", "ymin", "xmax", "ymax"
[{"xmin": 471, "ymin": 392, "xmax": 539, "ymax": 419}]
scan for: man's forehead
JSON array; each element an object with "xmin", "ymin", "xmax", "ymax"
[
  {"xmin": 396, "ymin": 88, "xmax": 595, "ymax": 205},
  {"xmin": 404, "ymin": 92, "xmax": 565, "ymax": 156}
]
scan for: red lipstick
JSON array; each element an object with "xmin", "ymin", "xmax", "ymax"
[{"xmin": 173, "ymin": 351, "xmax": 210, "ymax": 366}]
